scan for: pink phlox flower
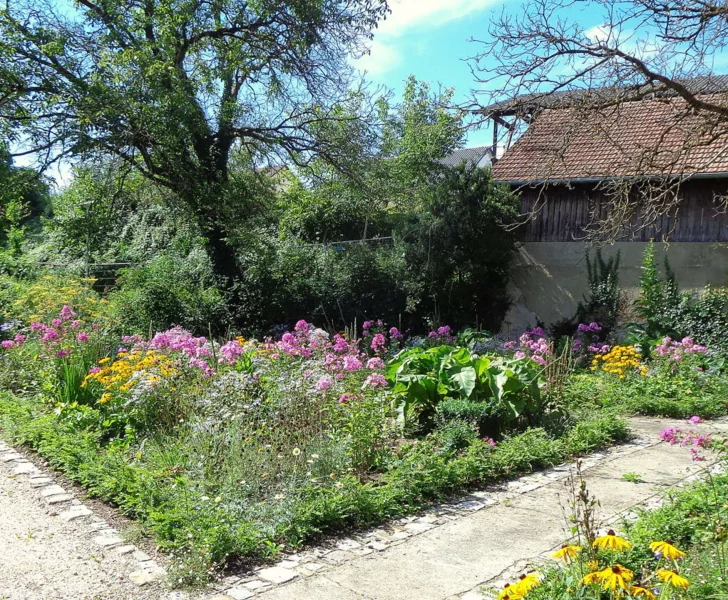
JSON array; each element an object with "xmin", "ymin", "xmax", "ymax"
[
  {"xmin": 30, "ymin": 322, "xmax": 45, "ymax": 332},
  {"xmin": 371, "ymin": 333, "xmax": 387, "ymax": 352},
  {"xmin": 55, "ymin": 349, "xmax": 71, "ymax": 358},
  {"xmin": 77, "ymin": 332, "xmax": 90, "ymax": 343},
  {"xmin": 219, "ymin": 339, "xmax": 245, "ymax": 365},
  {"xmin": 366, "ymin": 357, "xmax": 385, "ymax": 370},
  {"xmin": 332, "ymin": 335, "xmax": 350, "ymax": 353},
  {"xmin": 343, "ymin": 355, "xmax": 363, "ymax": 371},
  {"xmin": 1, "ymin": 340, "xmax": 14, "ymax": 349},
  {"xmin": 482, "ymin": 437, "xmax": 496, "ymax": 448},
  {"xmin": 294, "ymin": 319, "xmax": 310, "ymax": 333},
  {"xmin": 428, "ymin": 331, "xmax": 438, "ymax": 338},
  {"xmin": 59, "ymin": 305, "xmax": 77, "ymax": 320},
  {"xmin": 315, "ymin": 376, "xmax": 333, "ymax": 391},
  {"xmin": 363, "ymin": 373, "xmax": 388, "ymax": 388},
  {"xmin": 88, "ymin": 366, "xmax": 101, "ymax": 374},
  {"xmin": 688, "ymin": 416, "xmax": 702, "ymax": 425},
  {"xmin": 338, "ymin": 393, "xmax": 352, "ymax": 404},
  {"xmin": 362, "ymin": 320, "xmax": 374, "ymax": 331},
  {"xmin": 660, "ymin": 426, "xmax": 681, "ymax": 445},
  {"xmin": 41, "ymin": 328, "xmax": 60, "ymax": 343},
  {"xmin": 70, "ymin": 320, "xmax": 82, "ymax": 330},
  {"xmin": 514, "ymin": 351, "xmax": 526, "ymax": 360},
  {"xmin": 51, "ymin": 318, "xmax": 63, "ymax": 328},
  {"xmin": 13, "ymin": 334, "xmax": 26, "ymax": 344},
  {"xmin": 503, "ymin": 340, "xmax": 517, "ymax": 350}
]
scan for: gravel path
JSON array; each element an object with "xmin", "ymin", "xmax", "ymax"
[{"xmin": 0, "ymin": 443, "xmax": 173, "ymax": 600}]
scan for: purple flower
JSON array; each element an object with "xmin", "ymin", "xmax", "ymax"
[
  {"xmin": 13, "ymin": 334, "xmax": 26, "ymax": 344},
  {"xmin": 294, "ymin": 320, "xmax": 310, "ymax": 332},
  {"xmin": 437, "ymin": 325, "xmax": 452, "ymax": 337},
  {"xmin": 1, "ymin": 340, "xmax": 14, "ymax": 349},
  {"xmin": 88, "ymin": 366, "xmax": 101, "ymax": 374},
  {"xmin": 482, "ymin": 437, "xmax": 496, "ymax": 448},
  {"xmin": 338, "ymin": 393, "xmax": 352, "ymax": 404},
  {"xmin": 428, "ymin": 331, "xmax": 438, "ymax": 339},
  {"xmin": 688, "ymin": 416, "xmax": 702, "ymax": 425},
  {"xmin": 77, "ymin": 332, "xmax": 90, "ymax": 343},
  {"xmin": 389, "ymin": 327, "xmax": 403, "ymax": 340},
  {"xmin": 55, "ymin": 349, "xmax": 71, "ymax": 358},
  {"xmin": 514, "ymin": 351, "xmax": 526, "ymax": 360},
  {"xmin": 51, "ymin": 318, "xmax": 63, "ymax": 328},
  {"xmin": 362, "ymin": 320, "xmax": 374, "ymax": 330}
]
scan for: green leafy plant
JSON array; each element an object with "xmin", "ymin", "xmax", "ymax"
[{"xmin": 386, "ymin": 345, "xmax": 545, "ymax": 432}]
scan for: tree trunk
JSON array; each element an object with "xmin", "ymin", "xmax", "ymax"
[{"xmin": 201, "ymin": 221, "xmax": 242, "ymax": 288}]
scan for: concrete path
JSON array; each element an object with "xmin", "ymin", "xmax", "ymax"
[{"xmin": 251, "ymin": 417, "xmax": 728, "ymax": 600}]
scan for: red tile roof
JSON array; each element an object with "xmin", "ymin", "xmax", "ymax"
[{"xmin": 491, "ymin": 96, "xmax": 728, "ymax": 183}]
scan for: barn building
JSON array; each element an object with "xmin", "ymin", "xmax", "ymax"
[{"xmin": 487, "ymin": 77, "xmax": 728, "ymax": 333}]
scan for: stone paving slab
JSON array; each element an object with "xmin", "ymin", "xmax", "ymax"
[{"xmin": 254, "ymin": 417, "xmax": 724, "ymax": 600}]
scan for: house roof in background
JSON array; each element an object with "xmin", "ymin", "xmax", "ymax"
[
  {"xmin": 491, "ymin": 95, "xmax": 728, "ymax": 184},
  {"xmin": 484, "ymin": 75, "xmax": 728, "ymax": 117},
  {"xmin": 439, "ymin": 145, "xmax": 493, "ymax": 168}
]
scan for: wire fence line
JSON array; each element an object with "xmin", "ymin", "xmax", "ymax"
[{"xmin": 34, "ymin": 262, "xmax": 134, "ymax": 290}]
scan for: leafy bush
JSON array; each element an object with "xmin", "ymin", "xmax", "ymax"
[
  {"xmin": 107, "ymin": 255, "xmax": 229, "ymax": 336},
  {"xmin": 386, "ymin": 345, "xmax": 546, "ymax": 434}
]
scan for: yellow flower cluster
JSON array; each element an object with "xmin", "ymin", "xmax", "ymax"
[
  {"xmin": 496, "ymin": 573, "xmax": 540, "ymax": 600},
  {"xmin": 3, "ymin": 275, "xmax": 108, "ymax": 324},
  {"xmin": 83, "ymin": 349, "xmax": 177, "ymax": 404},
  {"xmin": 546, "ymin": 530, "xmax": 689, "ymax": 599},
  {"xmin": 591, "ymin": 345, "xmax": 648, "ymax": 379}
]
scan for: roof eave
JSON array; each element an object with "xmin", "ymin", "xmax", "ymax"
[{"xmin": 493, "ymin": 171, "xmax": 728, "ymax": 186}]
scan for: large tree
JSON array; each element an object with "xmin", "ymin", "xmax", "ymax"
[
  {"xmin": 469, "ymin": 0, "xmax": 728, "ymax": 239},
  {"xmin": 0, "ymin": 0, "xmax": 388, "ymax": 283}
]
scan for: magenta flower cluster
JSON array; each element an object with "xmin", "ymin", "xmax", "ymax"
[
  {"xmin": 659, "ymin": 420, "xmax": 713, "ymax": 461},
  {"xmin": 427, "ymin": 325, "xmax": 455, "ymax": 342},
  {"xmin": 654, "ymin": 336, "xmax": 708, "ymax": 361},
  {"xmin": 504, "ymin": 327, "xmax": 551, "ymax": 366},
  {"xmin": 265, "ymin": 320, "xmax": 389, "ymax": 395},
  {"xmin": 13, "ymin": 306, "xmax": 93, "ymax": 358}
]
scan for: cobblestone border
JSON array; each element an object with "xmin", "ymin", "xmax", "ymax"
[
  {"xmin": 0, "ymin": 439, "xmax": 168, "ymax": 590},
  {"xmin": 209, "ymin": 435, "xmax": 657, "ymax": 599}
]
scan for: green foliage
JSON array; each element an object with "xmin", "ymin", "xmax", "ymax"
[
  {"xmin": 399, "ymin": 164, "xmax": 518, "ymax": 330},
  {"xmin": 576, "ymin": 248, "xmax": 623, "ymax": 331},
  {"xmin": 386, "ymin": 345, "xmax": 545, "ymax": 432},
  {"xmin": 634, "ymin": 242, "xmax": 728, "ymax": 353},
  {"xmin": 565, "ymin": 366, "xmax": 728, "ymax": 419},
  {"xmin": 107, "ymin": 255, "xmax": 229, "ymax": 336},
  {"xmin": 0, "ymin": 381, "xmax": 627, "ymax": 584}
]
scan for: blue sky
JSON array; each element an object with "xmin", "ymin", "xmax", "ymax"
[{"xmin": 350, "ymin": 0, "xmax": 605, "ymax": 148}]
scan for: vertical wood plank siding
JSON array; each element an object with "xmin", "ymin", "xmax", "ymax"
[{"xmin": 516, "ymin": 180, "xmax": 728, "ymax": 242}]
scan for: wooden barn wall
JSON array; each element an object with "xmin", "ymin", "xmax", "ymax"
[{"xmin": 516, "ymin": 180, "xmax": 728, "ymax": 242}]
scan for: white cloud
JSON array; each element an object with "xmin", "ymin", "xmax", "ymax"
[
  {"xmin": 353, "ymin": 0, "xmax": 496, "ymax": 76},
  {"xmin": 355, "ymin": 39, "xmax": 403, "ymax": 75},
  {"xmin": 377, "ymin": 0, "xmax": 493, "ymax": 36}
]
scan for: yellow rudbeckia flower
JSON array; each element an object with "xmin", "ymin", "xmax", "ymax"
[
  {"xmin": 656, "ymin": 569, "xmax": 690, "ymax": 589},
  {"xmin": 598, "ymin": 565, "xmax": 633, "ymax": 591},
  {"xmin": 649, "ymin": 541, "xmax": 686, "ymax": 560},
  {"xmin": 513, "ymin": 573, "xmax": 540, "ymax": 595},
  {"xmin": 593, "ymin": 530, "xmax": 632, "ymax": 552},
  {"xmin": 552, "ymin": 545, "xmax": 582, "ymax": 563},
  {"xmin": 629, "ymin": 586, "xmax": 656, "ymax": 599},
  {"xmin": 582, "ymin": 571, "xmax": 601, "ymax": 586},
  {"xmin": 497, "ymin": 583, "xmax": 523, "ymax": 600}
]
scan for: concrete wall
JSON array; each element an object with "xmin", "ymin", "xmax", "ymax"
[{"xmin": 502, "ymin": 242, "xmax": 728, "ymax": 336}]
